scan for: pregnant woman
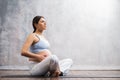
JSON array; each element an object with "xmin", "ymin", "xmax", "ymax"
[{"xmin": 21, "ymin": 16, "xmax": 73, "ymax": 77}]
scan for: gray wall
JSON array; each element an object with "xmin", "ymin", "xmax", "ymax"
[{"xmin": 0, "ymin": 0, "xmax": 120, "ymax": 70}]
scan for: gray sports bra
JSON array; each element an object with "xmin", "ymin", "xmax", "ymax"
[{"xmin": 30, "ymin": 35, "xmax": 50, "ymax": 53}]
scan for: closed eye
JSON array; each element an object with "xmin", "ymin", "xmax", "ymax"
[{"xmin": 40, "ymin": 20, "xmax": 45, "ymax": 23}]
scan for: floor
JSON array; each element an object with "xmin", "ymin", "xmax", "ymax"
[{"xmin": 0, "ymin": 70, "xmax": 120, "ymax": 80}]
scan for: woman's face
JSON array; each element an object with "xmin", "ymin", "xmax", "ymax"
[{"xmin": 36, "ymin": 18, "xmax": 46, "ymax": 30}]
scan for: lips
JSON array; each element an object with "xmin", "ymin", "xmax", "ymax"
[{"xmin": 44, "ymin": 26, "xmax": 47, "ymax": 29}]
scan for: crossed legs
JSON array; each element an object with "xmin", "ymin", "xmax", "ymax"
[{"xmin": 30, "ymin": 55, "xmax": 73, "ymax": 76}]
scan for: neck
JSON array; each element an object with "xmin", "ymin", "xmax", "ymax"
[{"xmin": 35, "ymin": 30, "xmax": 43, "ymax": 35}]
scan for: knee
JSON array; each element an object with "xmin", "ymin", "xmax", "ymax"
[
  {"xmin": 66, "ymin": 58, "xmax": 73, "ymax": 65},
  {"xmin": 50, "ymin": 55, "xmax": 59, "ymax": 63}
]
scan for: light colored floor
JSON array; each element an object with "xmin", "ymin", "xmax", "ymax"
[{"xmin": 0, "ymin": 70, "xmax": 120, "ymax": 80}]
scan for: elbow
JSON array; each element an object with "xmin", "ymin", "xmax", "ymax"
[{"xmin": 21, "ymin": 50, "xmax": 27, "ymax": 56}]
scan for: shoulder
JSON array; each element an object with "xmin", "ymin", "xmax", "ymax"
[
  {"xmin": 28, "ymin": 33, "xmax": 36, "ymax": 37},
  {"xmin": 26, "ymin": 33, "xmax": 36, "ymax": 40}
]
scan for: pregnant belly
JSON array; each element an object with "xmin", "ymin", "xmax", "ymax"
[
  {"xmin": 37, "ymin": 49, "xmax": 52, "ymax": 57},
  {"xmin": 29, "ymin": 49, "xmax": 52, "ymax": 62}
]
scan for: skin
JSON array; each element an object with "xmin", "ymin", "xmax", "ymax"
[{"xmin": 21, "ymin": 18, "xmax": 60, "ymax": 76}]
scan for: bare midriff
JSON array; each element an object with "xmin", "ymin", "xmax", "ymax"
[{"xmin": 29, "ymin": 49, "xmax": 52, "ymax": 62}]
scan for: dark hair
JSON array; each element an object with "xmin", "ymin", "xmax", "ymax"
[{"xmin": 32, "ymin": 16, "xmax": 44, "ymax": 33}]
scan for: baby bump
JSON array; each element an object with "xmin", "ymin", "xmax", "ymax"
[
  {"xmin": 37, "ymin": 49, "xmax": 52, "ymax": 57},
  {"xmin": 29, "ymin": 49, "xmax": 52, "ymax": 62}
]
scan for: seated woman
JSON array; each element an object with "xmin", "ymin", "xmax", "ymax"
[{"xmin": 21, "ymin": 16, "xmax": 73, "ymax": 77}]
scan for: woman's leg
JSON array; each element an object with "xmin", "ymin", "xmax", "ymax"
[
  {"xmin": 49, "ymin": 55, "xmax": 60, "ymax": 76},
  {"xmin": 49, "ymin": 55, "xmax": 59, "ymax": 72},
  {"xmin": 59, "ymin": 58, "xmax": 73, "ymax": 76},
  {"xmin": 30, "ymin": 55, "xmax": 59, "ymax": 76}
]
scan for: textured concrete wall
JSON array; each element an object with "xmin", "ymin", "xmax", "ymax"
[
  {"xmin": 0, "ymin": 0, "xmax": 37, "ymax": 67},
  {"xmin": 0, "ymin": 0, "xmax": 120, "ymax": 70}
]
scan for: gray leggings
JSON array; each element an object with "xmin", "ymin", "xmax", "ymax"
[{"xmin": 29, "ymin": 55, "xmax": 73, "ymax": 76}]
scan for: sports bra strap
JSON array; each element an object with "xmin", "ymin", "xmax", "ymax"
[{"xmin": 35, "ymin": 35, "xmax": 40, "ymax": 40}]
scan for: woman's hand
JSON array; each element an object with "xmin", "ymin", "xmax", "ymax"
[
  {"xmin": 36, "ymin": 55, "xmax": 45, "ymax": 61},
  {"xmin": 29, "ymin": 55, "xmax": 46, "ymax": 62}
]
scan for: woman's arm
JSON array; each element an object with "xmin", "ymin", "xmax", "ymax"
[{"xmin": 21, "ymin": 34, "xmax": 44, "ymax": 61}]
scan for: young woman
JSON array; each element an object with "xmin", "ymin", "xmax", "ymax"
[{"xmin": 21, "ymin": 16, "xmax": 73, "ymax": 77}]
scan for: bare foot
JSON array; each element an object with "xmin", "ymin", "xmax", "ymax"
[{"xmin": 51, "ymin": 71, "xmax": 61, "ymax": 77}]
